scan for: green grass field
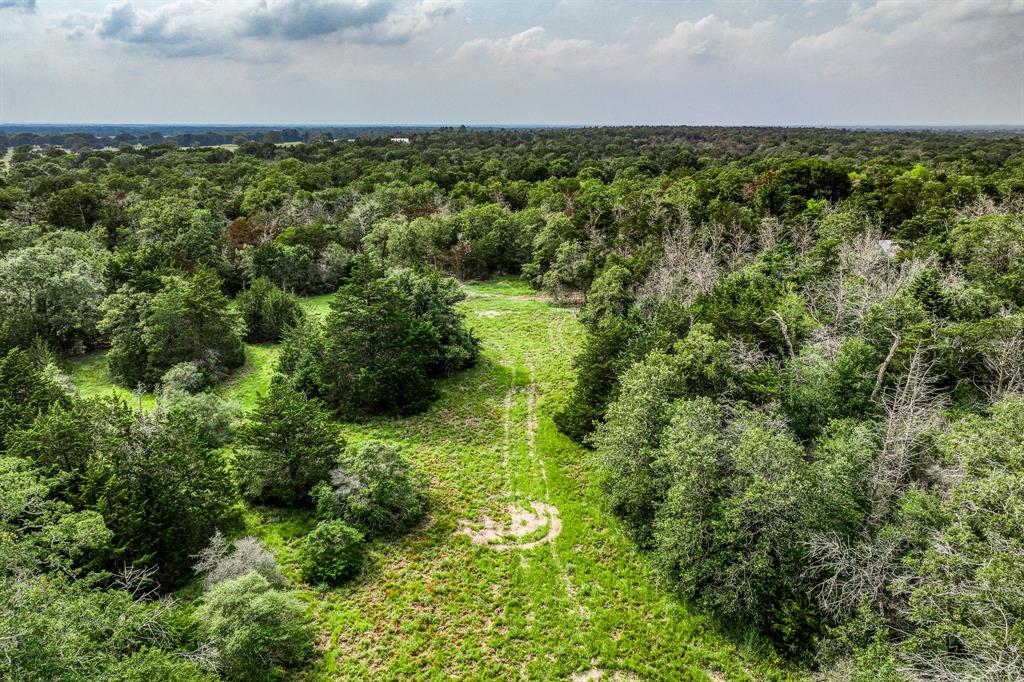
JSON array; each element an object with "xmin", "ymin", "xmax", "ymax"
[{"xmin": 69, "ymin": 279, "xmax": 790, "ymax": 681}]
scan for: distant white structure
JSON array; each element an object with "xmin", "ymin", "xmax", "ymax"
[
  {"xmin": 878, "ymin": 239, "xmax": 903, "ymax": 256},
  {"xmin": 390, "ymin": 137, "xmax": 411, "ymax": 144}
]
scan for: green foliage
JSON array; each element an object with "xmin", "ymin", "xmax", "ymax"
[
  {"xmin": 0, "ymin": 348, "xmax": 68, "ymax": 451},
  {"xmin": 651, "ymin": 402, "xmax": 828, "ymax": 645},
  {"xmin": 196, "ymin": 573, "xmax": 312, "ymax": 681},
  {"xmin": 782, "ymin": 338, "xmax": 879, "ymax": 441},
  {"xmin": 895, "ymin": 397, "xmax": 1024, "ymax": 676},
  {"xmin": 555, "ymin": 315, "xmax": 632, "ymax": 442},
  {"xmin": 299, "ymin": 520, "xmax": 365, "ymax": 586},
  {"xmin": 84, "ymin": 402, "xmax": 237, "ymax": 584},
  {"xmin": 281, "ymin": 258, "xmax": 477, "ymax": 416},
  {"xmin": 235, "ymin": 380, "xmax": 343, "ymax": 506},
  {"xmin": 0, "ymin": 244, "xmax": 105, "ymax": 353},
  {"xmin": 236, "ymin": 276, "xmax": 305, "ymax": 342},
  {"xmin": 3, "ymin": 399, "xmax": 96, "ymax": 500},
  {"xmin": 950, "ymin": 212, "xmax": 1024, "ymax": 304},
  {"xmin": 0, "ymin": 574, "xmax": 212, "ymax": 682},
  {"xmin": 692, "ymin": 251, "xmax": 809, "ymax": 357},
  {"xmin": 0, "ymin": 456, "xmax": 111, "ymax": 577},
  {"xmin": 592, "ymin": 324, "xmax": 738, "ymax": 541},
  {"xmin": 100, "ymin": 268, "xmax": 245, "ymax": 388},
  {"xmin": 311, "ymin": 439, "xmax": 426, "ymax": 537}
]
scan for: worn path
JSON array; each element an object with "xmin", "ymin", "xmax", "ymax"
[{"xmin": 263, "ymin": 279, "xmax": 784, "ymax": 681}]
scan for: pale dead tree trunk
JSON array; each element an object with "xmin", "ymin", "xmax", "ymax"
[
  {"xmin": 868, "ymin": 345, "xmax": 945, "ymax": 526},
  {"xmin": 768, "ymin": 310, "xmax": 796, "ymax": 360},
  {"xmin": 871, "ymin": 331, "xmax": 903, "ymax": 402},
  {"xmin": 757, "ymin": 217, "xmax": 781, "ymax": 252},
  {"xmin": 981, "ymin": 321, "xmax": 1024, "ymax": 400}
]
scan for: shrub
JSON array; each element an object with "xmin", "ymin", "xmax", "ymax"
[
  {"xmin": 235, "ymin": 381, "xmax": 342, "ymax": 506},
  {"xmin": 311, "ymin": 440, "xmax": 426, "ymax": 537},
  {"xmin": 299, "ymin": 520, "xmax": 364, "ymax": 585},
  {"xmin": 236, "ymin": 277, "xmax": 304, "ymax": 343},
  {"xmin": 280, "ymin": 258, "xmax": 477, "ymax": 416},
  {"xmin": 0, "ymin": 244, "xmax": 105, "ymax": 354},
  {"xmin": 193, "ymin": 531, "xmax": 284, "ymax": 589},
  {"xmin": 196, "ymin": 573, "xmax": 311, "ymax": 681},
  {"xmin": 158, "ymin": 362, "xmax": 209, "ymax": 395},
  {"xmin": 84, "ymin": 402, "xmax": 237, "ymax": 585},
  {"xmin": 100, "ymin": 268, "xmax": 245, "ymax": 389}
]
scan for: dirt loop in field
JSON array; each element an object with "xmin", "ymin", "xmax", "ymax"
[
  {"xmin": 570, "ymin": 670, "xmax": 642, "ymax": 682},
  {"xmin": 457, "ymin": 501, "xmax": 561, "ymax": 551}
]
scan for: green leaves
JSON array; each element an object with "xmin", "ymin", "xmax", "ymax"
[
  {"xmin": 196, "ymin": 573, "xmax": 312, "ymax": 681},
  {"xmin": 100, "ymin": 269, "xmax": 245, "ymax": 389},
  {"xmin": 280, "ymin": 259, "xmax": 477, "ymax": 417},
  {"xmin": 235, "ymin": 380, "xmax": 342, "ymax": 507}
]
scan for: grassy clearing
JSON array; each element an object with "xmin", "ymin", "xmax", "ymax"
[{"xmin": 67, "ymin": 279, "xmax": 791, "ymax": 681}]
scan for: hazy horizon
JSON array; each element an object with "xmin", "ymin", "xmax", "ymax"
[{"xmin": 1, "ymin": 0, "xmax": 1021, "ymax": 127}]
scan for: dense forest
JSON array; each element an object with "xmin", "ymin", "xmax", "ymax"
[{"xmin": 1, "ymin": 125, "xmax": 1023, "ymax": 680}]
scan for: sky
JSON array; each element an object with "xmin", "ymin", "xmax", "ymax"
[{"xmin": 0, "ymin": 0, "xmax": 1022, "ymax": 126}]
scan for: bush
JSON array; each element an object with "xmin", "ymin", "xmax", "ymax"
[
  {"xmin": 279, "ymin": 258, "xmax": 477, "ymax": 416},
  {"xmin": 196, "ymin": 573, "xmax": 311, "ymax": 681},
  {"xmin": 235, "ymin": 381, "xmax": 343, "ymax": 506},
  {"xmin": 0, "ymin": 244, "xmax": 106, "ymax": 354},
  {"xmin": 236, "ymin": 277, "xmax": 304, "ymax": 343},
  {"xmin": 193, "ymin": 531, "xmax": 283, "ymax": 589},
  {"xmin": 84, "ymin": 402, "xmax": 237, "ymax": 584},
  {"xmin": 311, "ymin": 440, "xmax": 426, "ymax": 537},
  {"xmin": 158, "ymin": 362, "xmax": 209, "ymax": 394},
  {"xmin": 299, "ymin": 520, "xmax": 364, "ymax": 585},
  {"xmin": 100, "ymin": 268, "xmax": 245, "ymax": 389}
]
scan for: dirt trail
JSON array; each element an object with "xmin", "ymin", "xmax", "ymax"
[
  {"xmin": 457, "ymin": 370, "xmax": 562, "ymax": 551},
  {"xmin": 458, "ymin": 501, "xmax": 562, "ymax": 551}
]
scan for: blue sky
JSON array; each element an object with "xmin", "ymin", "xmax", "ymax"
[{"xmin": 1, "ymin": 0, "xmax": 1021, "ymax": 125}]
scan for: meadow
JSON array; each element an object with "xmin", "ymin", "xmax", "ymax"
[{"xmin": 69, "ymin": 279, "xmax": 789, "ymax": 681}]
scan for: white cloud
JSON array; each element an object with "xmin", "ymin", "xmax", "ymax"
[
  {"xmin": 650, "ymin": 14, "xmax": 778, "ymax": 62},
  {"xmin": 454, "ymin": 26, "xmax": 628, "ymax": 70},
  {"xmin": 789, "ymin": 0, "xmax": 1024, "ymax": 74},
  {"xmin": 0, "ymin": 0, "xmax": 35, "ymax": 12},
  {"xmin": 68, "ymin": 0, "xmax": 460, "ymax": 59}
]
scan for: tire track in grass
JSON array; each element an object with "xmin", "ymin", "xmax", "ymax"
[{"xmin": 457, "ymin": 323, "xmax": 581, "ymax": 620}]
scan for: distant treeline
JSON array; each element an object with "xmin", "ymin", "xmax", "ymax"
[
  {"xmin": 0, "ymin": 125, "xmax": 457, "ymax": 151},
  {"xmin": 2, "ymin": 124, "xmax": 1022, "ymax": 158}
]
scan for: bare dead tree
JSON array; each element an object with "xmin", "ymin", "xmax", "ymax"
[
  {"xmin": 899, "ymin": 643, "xmax": 1024, "ymax": 682},
  {"xmin": 757, "ymin": 217, "xmax": 781, "ymax": 252},
  {"xmin": 112, "ymin": 563, "xmax": 161, "ymax": 602},
  {"xmin": 639, "ymin": 219, "xmax": 737, "ymax": 307},
  {"xmin": 868, "ymin": 345, "xmax": 946, "ymax": 525},
  {"xmin": 807, "ymin": 531, "xmax": 906, "ymax": 619},
  {"xmin": 957, "ymin": 193, "xmax": 1024, "ymax": 221},
  {"xmin": 768, "ymin": 310, "xmax": 796, "ymax": 360},
  {"xmin": 870, "ymin": 331, "xmax": 903, "ymax": 402},
  {"xmin": 980, "ymin": 317, "xmax": 1024, "ymax": 400}
]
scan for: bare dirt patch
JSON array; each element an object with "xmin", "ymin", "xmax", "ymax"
[
  {"xmin": 570, "ymin": 670, "xmax": 641, "ymax": 682},
  {"xmin": 457, "ymin": 501, "xmax": 562, "ymax": 551},
  {"xmin": 478, "ymin": 310, "xmax": 509, "ymax": 318}
]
